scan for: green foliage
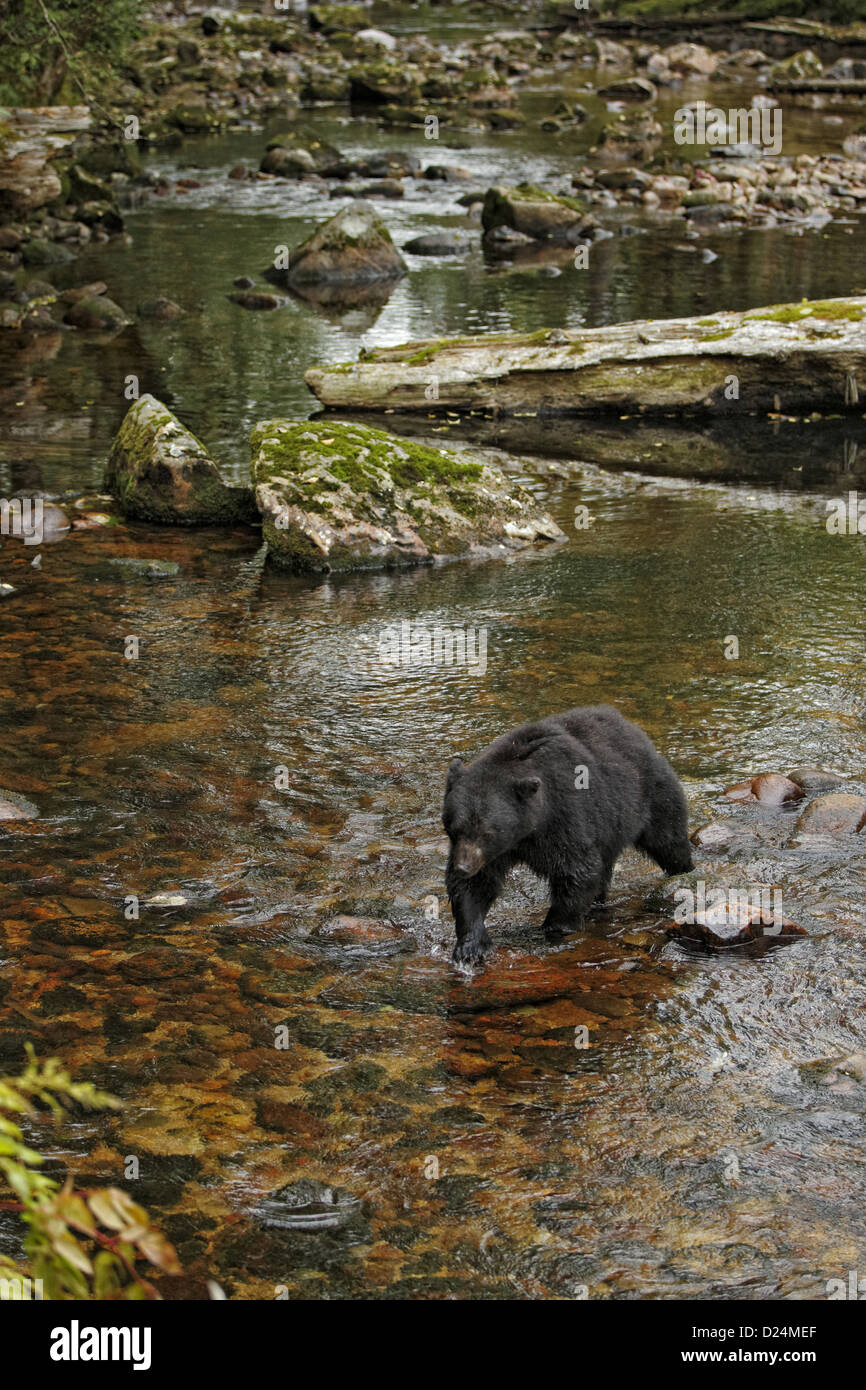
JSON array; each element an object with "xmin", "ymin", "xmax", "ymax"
[
  {"xmin": 0, "ymin": 0, "xmax": 142, "ymax": 106},
  {"xmin": 0, "ymin": 1045, "xmax": 180, "ymax": 1300}
]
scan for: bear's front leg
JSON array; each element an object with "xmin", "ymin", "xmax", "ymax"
[
  {"xmin": 446, "ymin": 860, "xmax": 504, "ymax": 965},
  {"xmin": 542, "ymin": 869, "xmax": 601, "ymax": 939}
]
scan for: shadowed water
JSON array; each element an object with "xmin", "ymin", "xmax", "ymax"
[{"xmin": 1, "ymin": 464, "xmax": 865, "ymax": 1298}]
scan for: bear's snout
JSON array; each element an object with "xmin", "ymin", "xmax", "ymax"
[{"xmin": 452, "ymin": 839, "xmax": 485, "ymax": 876}]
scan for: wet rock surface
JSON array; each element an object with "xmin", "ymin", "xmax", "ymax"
[
  {"xmin": 482, "ymin": 184, "xmax": 595, "ymax": 246},
  {"xmin": 106, "ymin": 395, "xmax": 257, "ymax": 525},
  {"xmin": 250, "ymin": 418, "xmax": 564, "ymax": 572},
  {"xmin": 306, "ymin": 297, "xmax": 866, "ymax": 418},
  {"xmin": 792, "ymin": 793, "xmax": 866, "ymax": 838},
  {"xmin": 266, "ymin": 202, "xmax": 408, "ymax": 293}
]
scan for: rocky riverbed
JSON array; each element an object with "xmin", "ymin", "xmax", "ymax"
[{"xmin": 2, "ymin": 1, "xmax": 866, "ymax": 1305}]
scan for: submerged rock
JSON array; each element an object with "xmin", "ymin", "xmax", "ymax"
[
  {"xmin": 265, "ymin": 202, "xmax": 407, "ymax": 292},
  {"xmin": 106, "ymin": 557, "xmax": 181, "ymax": 577},
  {"xmin": 106, "ymin": 395, "xmax": 257, "ymax": 526},
  {"xmin": 668, "ymin": 902, "xmax": 806, "ymax": 955},
  {"xmin": 0, "ymin": 789, "xmax": 39, "ymax": 821},
  {"xmin": 252, "ymin": 1178, "xmax": 366, "ymax": 1234},
  {"xmin": 138, "ymin": 297, "xmax": 186, "ymax": 321},
  {"xmin": 250, "ymin": 418, "xmax": 564, "ymax": 573},
  {"xmin": 596, "ymin": 109, "xmax": 663, "ymax": 162},
  {"xmin": 791, "ymin": 793, "xmax": 866, "ymax": 838},
  {"xmin": 403, "ymin": 232, "xmax": 469, "ymax": 256},
  {"xmin": 482, "ymin": 184, "xmax": 594, "ymax": 245},
  {"xmin": 229, "ymin": 291, "xmax": 283, "ymax": 311},
  {"xmin": 787, "ymin": 766, "xmax": 842, "ymax": 794},
  {"xmin": 690, "ymin": 821, "xmax": 737, "ymax": 850},
  {"xmin": 597, "ymin": 76, "xmax": 657, "ymax": 103},
  {"xmin": 64, "ymin": 296, "xmax": 132, "ymax": 332}
]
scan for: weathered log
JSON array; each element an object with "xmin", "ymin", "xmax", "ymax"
[
  {"xmin": 768, "ymin": 78, "xmax": 866, "ymax": 93},
  {"xmin": 305, "ymin": 297, "xmax": 866, "ymax": 419}
]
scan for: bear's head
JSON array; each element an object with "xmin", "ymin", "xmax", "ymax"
[{"xmin": 443, "ymin": 754, "xmax": 543, "ymax": 877}]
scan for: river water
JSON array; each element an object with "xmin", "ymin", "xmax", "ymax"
[{"xmin": 1, "ymin": 40, "xmax": 866, "ymax": 1300}]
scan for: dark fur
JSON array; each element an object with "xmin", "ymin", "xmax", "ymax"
[{"xmin": 442, "ymin": 705, "xmax": 693, "ymax": 964}]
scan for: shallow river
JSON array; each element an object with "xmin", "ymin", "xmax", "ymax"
[{"xmin": 1, "ymin": 49, "xmax": 866, "ymax": 1300}]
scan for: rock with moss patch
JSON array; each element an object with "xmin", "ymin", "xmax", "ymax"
[
  {"xmin": 250, "ymin": 419, "xmax": 564, "ymax": 572},
  {"xmin": 309, "ymin": 3, "xmax": 366, "ymax": 33},
  {"xmin": 771, "ymin": 50, "xmax": 823, "ymax": 82},
  {"xmin": 65, "ymin": 296, "xmax": 132, "ymax": 333},
  {"xmin": 21, "ymin": 237, "xmax": 76, "ymax": 268},
  {"xmin": 482, "ymin": 184, "xmax": 595, "ymax": 245},
  {"xmin": 106, "ymin": 395, "xmax": 257, "ymax": 526},
  {"xmin": 266, "ymin": 202, "xmax": 407, "ymax": 292},
  {"xmin": 596, "ymin": 109, "xmax": 663, "ymax": 162}
]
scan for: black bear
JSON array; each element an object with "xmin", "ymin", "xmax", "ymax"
[{"xmin": 442, "ymin": 705, "xmax": 693, "ymax": 964}]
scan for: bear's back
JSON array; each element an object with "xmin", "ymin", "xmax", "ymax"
[{"xmin": 470, "ymin": 705, "xmax": 650, "ymax": 775}]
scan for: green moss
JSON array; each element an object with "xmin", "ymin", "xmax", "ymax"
[
  {"xmin": 405, "ymin": 338, "xmax": 462, "ymax": 366},
  {"xmin": 700, "ymin": 328, "xmax": 736, "ymax": 341},
  {"xmin": 394, "ymin": 328, "xmax": 572, "ymax": 367},
  {"xmin": 252, "ymin": 420, "xmax": 481, "ymax": 500},
  {"xmin": 511, "ymin": 182, "xmax": 587, "ymax": 214},
  {"xmin": 107, "ymin": 396, "xmax": 255, "ymax": 525},
  {"xmin": 745, "ymin": 299, "xmax": 864, "ymax": 324}
]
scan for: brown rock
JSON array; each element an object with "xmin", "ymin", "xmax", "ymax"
[
  {"xmin": 318, "ymin": 914, "xmax": 406, "ymax": 945},
  {"xmin": 787, "ymin": 766, "xmax": 841, "ymax": 794},
  {"xmin": 723, "ymin": 779, "xmax": 757, "ymax": 803},
  {"xmin": 723, "ymin": 773, "xmax": 803, "ymax": 805},
  {"xmin": 690, "ymin": 822, "xmax": 735, "ymax": 849},
  {"xmin": 751, "ymin": 773, "xmax": 804, "ymax": 805},
  {"xmin": 668, "ymin": 902, "xmax": 806, "ymax": 954},
  {"xmin": 793, "ymin": 793, "xmax": 866, "ymax": 837},
  {"xmin": 59, "ymin": 281, "xmax": 108, "ymax": 303},
  {"xmin": 228, "ymin": 291, "xmax": 281, "ymax": 310}
]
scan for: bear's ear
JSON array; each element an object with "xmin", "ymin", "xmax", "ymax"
[
  {"xmin": 446, "ymin": 756, "xmax": 464, "ymax": 788},
  {"xmin": 513, "ymin": 776, "xmax": 541, "ymax": 801}
]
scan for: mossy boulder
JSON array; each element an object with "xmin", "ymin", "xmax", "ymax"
[
  {"xmin": 596, "ymin": 109, "xmax": 663, "ymax": 161},
  {"xmin": 481, "ymin": 184, "xmax": 594, "ymax": 245},
  {"xmin": 64, "ymin": 295, "xmax": 132, "ymax": 332},
  {"xmin": 106, "ymin": 395, "xmax": 257, "ymax": 526},
  {"xmin": 167, "ymin": 102, "xmax": 224, "ymax": 134},
  {"xmin": 309, "ymin": 4, "xmax": 366, "ymax": 34},
  {"xmin": 771, "ymin": 50, "xmax": 824, "ymax": 82},
  {"xmin": 348, "ymin": 61, "xmax": 422, "ymax": 106},
  {"xmin": 260, "ymin": 144, "xmax": 317, "ymax": 177},
  {"xmin": 21, "ymin": 237, "xmax": 75, "ymax": 268},
  {"xmin": 250, "ymin": 419, "xmax": 564, "ymax": 573},
  {"xmin": 266, "ymin": 202, "xmax": 408, "ymax": 291},
  {"xmin": 260, "ymin": 135, "xmax": 342, "ymax": 177}
]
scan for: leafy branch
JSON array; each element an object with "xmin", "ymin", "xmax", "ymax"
[{"xmin": 0, "ymin": 1045, "xmax": 181, "ymax": 1300}]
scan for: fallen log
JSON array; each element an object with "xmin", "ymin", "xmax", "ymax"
[
  {"xmin": 305, "ymin": 297, "xmax": 866, "ymax": 419},
  {"xmin": 768, "ymin": 78, "xmax": 866, "ymax": 94}
]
